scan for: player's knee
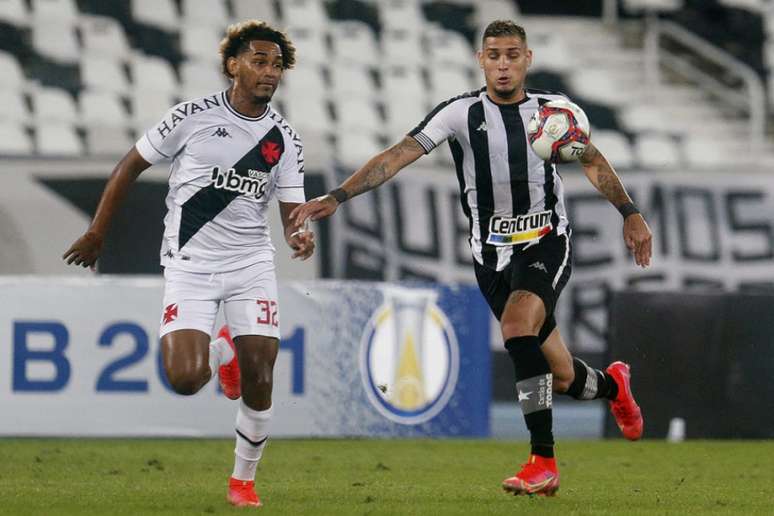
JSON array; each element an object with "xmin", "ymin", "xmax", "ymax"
[
  {"xmin": 501, "ymin": 319, "xmax": 542, "ymax": 340},
  {"xmin": 165, "ymin": 365, "xmax": 208, "ymax": 395}
]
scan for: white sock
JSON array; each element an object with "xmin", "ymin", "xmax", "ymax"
[
  {"xmin": 232, "ymin": 402, "xmax": 272, "ymax": 481},
  {"xmin": 208, "ymin": 337, "xmax": 235, "ymax": 380}
]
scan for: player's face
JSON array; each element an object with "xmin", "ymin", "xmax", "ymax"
[
  {"xmin": 478, "ymin": 35, "xmax": 532, "ymax": 100},
  {"xmin": 230, "ymin": 40, "xmax": 284, "ymax": 103}
]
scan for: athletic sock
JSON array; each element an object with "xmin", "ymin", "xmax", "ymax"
[
  {"xmin": 208, "ymin": 336, "xmax": 235, "ymax": 380},
  {"xmin": 504, "ymin": 336, "xmax": 554, "ymax": 458},
  {"xmin": 565, "ymin": 357, "xmax": 619, "ymax": 401},
  {"xmin": 232, "ymin": 402, "xmax": 272, "ymax": 481}
]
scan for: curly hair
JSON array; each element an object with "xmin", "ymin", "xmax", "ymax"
[
  {"xmin": 219, "ymin": 20, "xmax": 296, "ymax": 78},
  {"xmin": 482, "ymin": 20, "xmax": 527, "ymax": 46}
]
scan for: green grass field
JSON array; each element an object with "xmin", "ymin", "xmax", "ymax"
[{"xmin": 0, "ymin": 439, "xmax": 772, "ymax": 515}]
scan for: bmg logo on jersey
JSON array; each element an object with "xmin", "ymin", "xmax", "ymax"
[
  {"xmin": 359, "ymin": 287, "xmax": 460, "ymax": 425},
  {"xmin": 210, "ymin": 166, "xmax": 269, "ymax": 199}
]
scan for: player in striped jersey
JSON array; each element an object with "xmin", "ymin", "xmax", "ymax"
[
  {"xmin": 292, "ymin": 20, "xmax": 651, "ymax": 495},
  {"xmin": 63, "ymin": 21, "xmax": 313, "ymax": 508}
]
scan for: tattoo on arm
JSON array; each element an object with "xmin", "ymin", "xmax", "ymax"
[
  {"xmin": 581, "ymin": 143, "xmax": 632, "ymax": 208},
  {"xmin": 340, "ymin": 137, "xmax": 424, "ymax": 199}
]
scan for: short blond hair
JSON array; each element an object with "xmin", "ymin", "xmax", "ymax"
[{"xmin": 219, "ymin": 20, "xmax": 296, "ymax": 78}]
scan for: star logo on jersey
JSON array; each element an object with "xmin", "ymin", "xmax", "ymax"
[
  {"xmin": 260, "ymin": 141, "xmax": 281, "ymax": 166},
  {"xmin": 518, "ymin": 390, "xmax": 532, "ymax": 401},
  {"xmin": 211, "ymin": 127, "xmax": 232, "ymax": 138},
  {"xmin": 163, "ymin": 303, "xmax": 178, "ymax": 325}
]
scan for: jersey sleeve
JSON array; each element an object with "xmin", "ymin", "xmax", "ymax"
[
  {"xmin": 408, "ymin": 100, "xmax": 461, "ymax": 154},
  {"xmin": 274, "ymin": 133, "xmax": 305, "ymax": 203},
  {"xmin": 135, "ymin": 103, "xmax": 196, "ymax": 164}
]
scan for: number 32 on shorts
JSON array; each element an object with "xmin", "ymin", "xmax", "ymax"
[{"xmin": 256, "ymin": 299, "xmax": 278, "ymax": 327}]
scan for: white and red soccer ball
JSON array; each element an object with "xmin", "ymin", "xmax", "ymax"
[{"xmin": 527, "ymin": 99, "xmax": 591, "ymax": 163}]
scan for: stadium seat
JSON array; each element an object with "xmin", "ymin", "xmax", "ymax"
[
  {"xmin": 634, "ymin": 134, "xmax": 681, "ymax": 169},
  {"xmin": 622, "ymin": 0, "xmax": 684, "ymax": 13},
  {"xmin": 568, "ymin": 69, "xmax": 630, "ymax": 107},
  {"xmin": 378, "ymin": 0, "xmax": 426, "ymax": 32},
  {"xmin": 335, "ymin": 131, "xmax": 382, "ymax": 168},
  {"xmin": 80, "ymin": 55, "xmax": 130, "ymax": 95},
  {"xmin": 0, "ymin": 89, "xmax": 31, "ymax": 123},
  {"xmin": 683, "ymin": 136, "xmax": 737, "ymax": 169},
  {"xmin": 428, "ymin": 66, "xmax": 476, "ymax": 105},
  {"xmin": 329, "ymin": 63, "xmax": 376, "ymax": 101},
  {"xmin": 31, "ymin": 86, "xmax": 79, "ymax": 124},
  {"xmin": 334, "ymin": 97, "xmax": 382, "ymax": 134},
  {"xmin": 180, "ymin": 60, "xmax": 227, "ymax": 99},
  {"xmin": 131, "ymin": 0, "xmax": 179, "ymax": 32},
  {"xmin": 619, "ymin": 104, "xmax": 669, "ymax": 134},
  {"xmin": 381, "ymin": 64, "xmax": 427, "ymax": 102},
  {"xmin": 283, "ymin": 65, "xmax": 327, "ymax": 101},
  {"xmin": 79, "ymin": 15, "xmax": 132, "ymax": 59},
  {"xmin": 79, "ymin": 90, "xmax": 129, "ymax": 128},
  {"xmin": 472, "ymin": 0, "xmax": 520, "ymax": 30},
  {"xmin": 285, "ymin": 27, "xmax": 329, "ymax": 67},
  {"xmin": 35, "ymin": 122, "xmax": 83, "ymax": 156},
  {"xmin": 130, "ymin": 54, "xmax": 179, "ymax": 97},
  {"xmin": 281, "ymin": 96, "xmax": 332, "ymax": 134},
  {"xmin": 0, "ymin": 0, "xmax": 30, "ymax": 27},
  {"xmin": 383, "ymin": 95, "xmax": 428, "ymax": 142},
  {"xmin": 180, "ymin": 24, "xmax": 224, "ymax": 64},
  {"xmin": 0, "ymin": 51, "xmax": 27, "ymax": 91},
  {"xmin": 591, "ymin": 130, "xmax": 635, "ymax": 169},
  {"xmin": 32, "ymin": 21, "xmax": 79, "ymax": 63},
  {"xmin": 85, "ymin": 126, "xmax": 133, "ymax": 156},
  {"xmin": 528, "ymin": 32, "xmax": 573, "ymax": 74},
  {"xmin": 231, "ymin": 0, "xmax": 278, "ymax": 24},
  {"xmin": 426, "ymin": 27, "xmax": 474, "ymax": 68},
  {"xmin": 180, "ymin": 0, "xmax": 229, "ymax": 28},
  {"xmin": 0, "ymin": 123, "xmax": 33, "ymax": 154},
  {"xmin": 329, "ymin": 21, "xmax": 379, "ymax": 67},
  {"xmin": 30, "ymin": 0, "xmax": 78, "ymax": 25},
  {"xmin": 130, "ymin": 92, "xmax": 178, "ymax": 130},
  {"xmin": 381, "ymin": 29, "xmax": 425, "ymax": 67},
  {"xmin": 279, "ymin": 0, "xmax": 329, "ymax": 31}
]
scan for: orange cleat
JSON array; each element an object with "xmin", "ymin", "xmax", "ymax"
[
  {"xmin": 227, "ymin": 477, "xmax": 262, "ymax": 507},
  {"xmin": 502, "ymin": 455, "xmax": 559, "ymax": 496},
  {"xmin": 217, "ymin": 325, "xmax": 241, "ymax": 400},
  {"xmin": 607, "ymin": 361, "xmax": 643, "ymax": 441}
]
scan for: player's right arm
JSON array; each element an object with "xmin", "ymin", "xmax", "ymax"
[
  {"xmin": 289, "ymin": 136, "xmax": 424, "ymax": 225},
  {"xmin": 62, "ymin": 147, "xmax": 151, "ymax": 267}
]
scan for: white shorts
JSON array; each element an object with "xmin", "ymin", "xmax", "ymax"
[{"xmin": 159, "ymin": 260, "xmax": 280, "ymax": 339}]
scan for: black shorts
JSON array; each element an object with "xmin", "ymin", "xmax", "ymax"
[{"xmin": 474, "ymin": 232, "xmax": 572, "ymax": 342}]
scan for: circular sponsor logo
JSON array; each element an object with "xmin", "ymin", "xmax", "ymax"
[{"xmin": 359, "ymin": 292, "xmax": 459, "ymax": 425}]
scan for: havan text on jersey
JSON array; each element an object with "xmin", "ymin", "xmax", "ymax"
[{"xmin": 157, "ymin": 94, "xmax": 222, "ymax": 139}]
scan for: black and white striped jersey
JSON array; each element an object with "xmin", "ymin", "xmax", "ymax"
[
  {"xmin": 135, "ymin": 90, "xmax": 305, "ymax": 273},
  {"xmin": 409, "ymin": 87, "xmax": 570, "ymax": 271}
]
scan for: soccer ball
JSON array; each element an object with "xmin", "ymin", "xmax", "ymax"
[{"xmin": 527, "ymin": 99, "xmax": 591, "ymax": 163}]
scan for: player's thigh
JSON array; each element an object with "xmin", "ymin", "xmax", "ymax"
[
  {"xmin": 160, "ymin": 328, "xmax": 212, "ymax": 379},
  {"xmin": 233, "ymin": 334, "xmax": 280, "ymax": 380},
  {"xmin": 540, "ymin": 327, "xmax": 574, "ymax": 388},
  {"xmin": 500, "ymin": 289, "xmax": 546, "ymax": 337},
  {"xmin": 223, "ymin": 261, "xmax": 281, "ymax": 340}
]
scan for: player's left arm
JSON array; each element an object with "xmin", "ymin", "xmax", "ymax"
[
  {"xmin": 580, "ymin": 142, "xmax": 652, "ymax": 267},
  {"xmin": 279, "ymin": 201, "xmax": 314, "ymax": 260}
]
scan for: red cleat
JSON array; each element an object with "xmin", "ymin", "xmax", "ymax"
[
  {"xmin": 227, "ymin": 477, "xmax": 262, "ymax": 507},
  {"xmin": 502, "ymin": 455, "xmax": 559, "ymax": 496},
  {"xmin": 217, "ymin": 325, "xmax": 240, "ymax": 400},
  {"xmin": 607, "ymin": 361, "xmax": 643, "ymax": 441}
]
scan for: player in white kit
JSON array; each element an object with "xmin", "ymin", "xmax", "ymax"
[{"xmin": 63, "ymin": 20, "xmax": 313, "ymax": 508}]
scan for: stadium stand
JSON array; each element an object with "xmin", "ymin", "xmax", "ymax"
[{"xmin": 0, "ymin": 0, "xmax": 769, "ymax": 169}]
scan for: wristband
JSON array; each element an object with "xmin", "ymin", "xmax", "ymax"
[
  {"xmin": 329, "ymin": 188, "xmax": 349, "ymax": 204},
  {"xmin": 618, "ymin": 202, "xmax": 640, "ymax": 219}
]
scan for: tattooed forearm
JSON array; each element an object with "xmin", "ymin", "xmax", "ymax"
[
  {"xmin": 338, "ymin": 136, "xmax": 425, "ymax": 200},
  {"xmin": 581, "ymin": 142, "xmax": 632, "ymax": 208}
]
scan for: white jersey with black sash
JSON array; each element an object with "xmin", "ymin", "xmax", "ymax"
[
  {"xmin": 135, "ymin": 90, "xmax": 305, "ymax": 273},
  {"xmin": 409, "ymin": 87, "xmax": 570, "ymax": 271}
]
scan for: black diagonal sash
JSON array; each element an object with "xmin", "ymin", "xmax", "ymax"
[{"xmin": 178, "ymin": 126, "xmax": 284, "ymax": 249}]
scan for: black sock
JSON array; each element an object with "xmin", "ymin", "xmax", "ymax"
[
  {"xmin": 505, "ymin": 336, "xmax": 554, "ymax": 458},
  {"xmin": 565, "ymin": 357, "xmax": 619, "ymax": 401}
]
